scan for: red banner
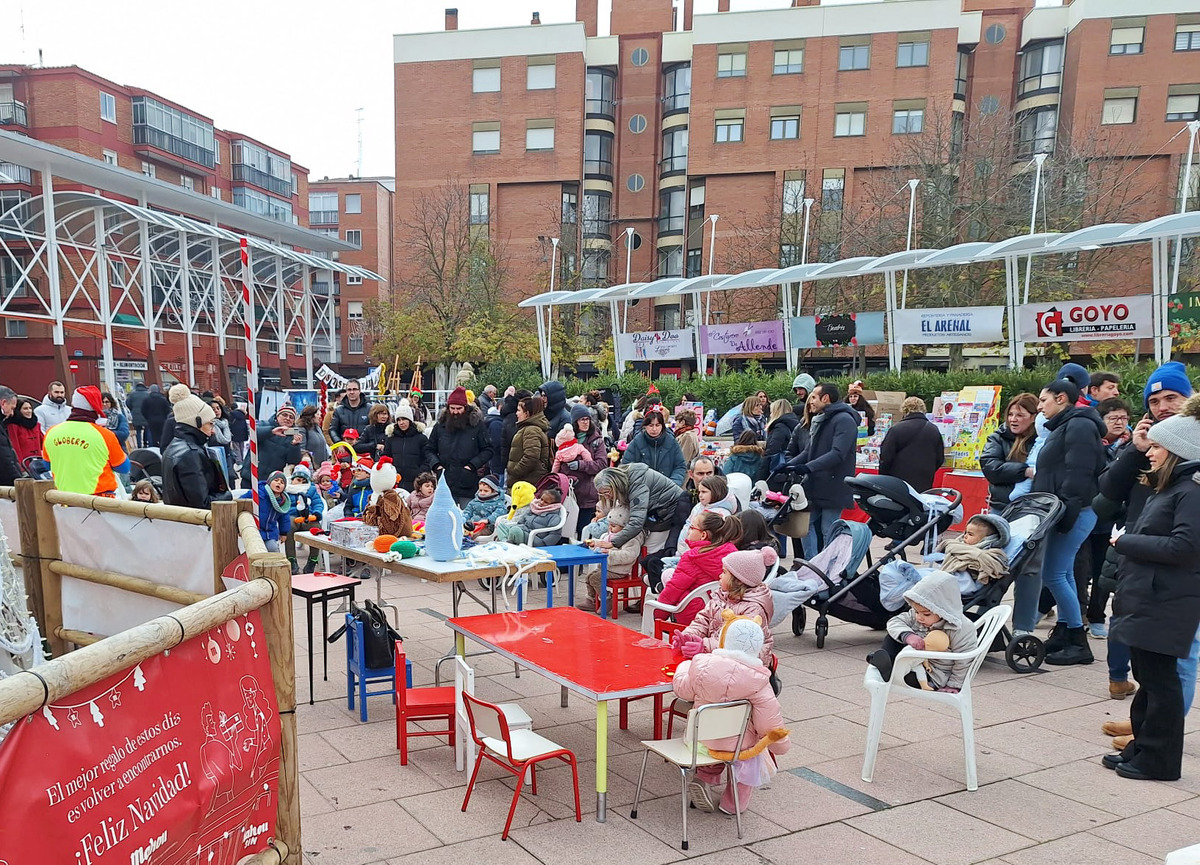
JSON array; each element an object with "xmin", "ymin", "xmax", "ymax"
[{"xmin": 0, "ymin": 612, "xmax": 280, "ymax": 865}]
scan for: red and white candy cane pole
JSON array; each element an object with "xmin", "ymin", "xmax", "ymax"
[{"xmin": 240, "ymin": 237, "xmax": 259, "ymax": 526}]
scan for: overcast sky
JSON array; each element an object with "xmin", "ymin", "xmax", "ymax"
[{"xmin": 4, "ymin": 0, "xmax": 823, "ymax": 180}]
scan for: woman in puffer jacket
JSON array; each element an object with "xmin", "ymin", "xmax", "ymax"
[{"xmin": 671, "ymin": 614, "xmax": 790, "ymax": 816}]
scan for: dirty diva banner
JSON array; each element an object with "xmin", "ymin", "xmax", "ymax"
[
  {"xmin": 1019, "ymin": 295, "xmax": 1153, "ymax": 342},
  {"xmin": 0, "ymin": 612, "xmax": 280, "ymax": 865},
  {"xmin": 700, "ymin": 321, "xmax": 786, "ymax": 356},
  {"xmin": 618, "ymin": 328, "xmax": 695, "ymax": 361},
  {"xmin": 892, "ymin": 307, "xmax": 1006, "ymax": 345}
]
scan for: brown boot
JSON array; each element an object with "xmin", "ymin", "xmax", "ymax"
[
  {"xmin": 1112, "ymin": 734, "xmax": 1134, "ymax": 750},
  {"xmin": 1102, "ymin": 718, "xmax": 1133, "ymax": 737},
  {"xmin": 1109, "ymin": 680, "xmax": 1137, "ymax": 700}
]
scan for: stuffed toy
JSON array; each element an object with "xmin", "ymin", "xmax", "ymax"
[
  {"xmin": 362, "ymin": 457, "xmax": 414, "ymax": 538},
  {"xmin": 918, "ymin": 629, "xmax": 952, "ymax": 690},
  {"xmin": 507, "ymin": 482, "xmax": 535, "ymax": 520},
  {"xmin": 424, "ymin": 473, "xmax": 465, "ymax": 562},
  {"xmin": 373, "ymin": 534, "xmax": 399, "ymax": 553},
  {"xmin": 389, "ymin": 540, "xmax": 420, "ymax": 558},
  {"xmin": 705, "ymin": 728, "xmax": 791, "ymax": 762}
]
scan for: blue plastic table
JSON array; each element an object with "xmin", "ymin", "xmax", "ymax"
[{"xmin": 517, "ymin": 543, "xmax": 611, "ymax": 616}]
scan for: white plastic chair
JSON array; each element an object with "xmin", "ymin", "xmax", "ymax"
[
  {"xmin": 452, "ymin": 656, "xmax": 533, "ymax": 772},
  {"xmin": 630, "ymin": 700, "xmax": 753, "ymax": 851},
  {"xmin": 526, "ymin": 503, "xmax": 568, "ymax": 547},
  {"xmin": 861, "ymin": 604, "xmax": 1011, "ymax": 791},
  {"xmin": 639, "ymin": 580, "xmax": 723, "ymax": 736}
]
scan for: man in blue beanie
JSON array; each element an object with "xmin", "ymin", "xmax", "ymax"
[{"xmin": 1092, "ymin": 360, "xmax": 1196, "ymax": 747}]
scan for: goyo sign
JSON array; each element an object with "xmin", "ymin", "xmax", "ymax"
[{"xmin": 1019, "ymin": 296, "xmax": 1152, "ymax": 342}]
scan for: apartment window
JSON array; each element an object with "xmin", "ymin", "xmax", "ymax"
[
  {"xmin": 470, "ymin": 184, "xmax": 489, "ymax": 224},
  {"xmin": 715, "ymin": 110, "xmax": 745, "ymax": 143},
  {"xmin": 839, "ymin": 38, "xmax": 871, "ymax": 71},
  {"xmin": 581, "ymin": 249, "xmax": 609, "ymax": 284},
  {"xmin": 1015, "ymin": 106, "xmax": 1058, "ymax": 157},
  {"xmin": 5, "ymin": 319, "xmax": 27, "ymax": 338},
  {"xmin": 346, "ymin": 274, "xmax": 363, "ymax": 285},
  {"xmin": 586, "ymin": 69, "xmax": 616, "ymax": 117},
  {"xmin": 1167, "ymin": 86, "xmax": 1200, "ymax": 121},
  {"xmin": 100, "ymin": 91, "xmax": 116, "ymax": 123},
  {"xmin": 180, "ymin": 175, "xmax": 195, "ymax": 191},
  {"xmin": 561, "ymin": 185, "xmax": 578, "ymax": 224},
  {"xmin": 955, "ymin": 49, "xmax": 970, "ymax": 98},
  {"xmin": 1102, "ymin": 88, "xmax": 1138, "ymax": 124},
  {"xmin": 344, "ymin": 193, "xmax": 361, "ymax": 214},
  {"xmin": 132, "ymin": 96, "xmax": 217, "ymax": 168},
  {"xmin": 1109, "ymin": 20, "xmax": 1145, "ymax": 55},
  {"xmin": 773, "ymin": 42, "xmax": 804, "ymax": 74},
  {"xmin": 686, "ymin": 247, "xmax": 702, "ymax": 278},
  {"xmin": 584, "ymin": 131, "xmax": 614, "ymax": 177},
  {"xmin": 345, "ymin": 229, "xmax": 362, "ymax": 247},
  {"xmin": 141, "ymin": 161, "xmax": 155, "ymax": 178},
  {"xmin": 526, "ymin": 120, "xmax": 555, "ymax": 151},
  {"xmin": 657, "ymin": 246, "xmax": 683, "ymax": 278},
  {"xmin": 214, "ymin": 141, "xmax": 221, "ymax": 164},
  {"xmin": 102, "ymin": 149, "xmax": 118, "ymax": 166},
  {"xmin": 473, "ymin": 62, "xmax": 500, "ymax": 93},
  {"xmin": 582, "ymin": 191, "xmax": 611, "ymax": 237},
  {"xmin": 663, "ymin": 64, "xmax": 691, "ymax": 113},
  {"xmin": 951, "ymin": 111, "xmax": 965, "ymax": 156},
  {"xmin": 658, "ymin": 188, "xmax": 686, "ymax": 234},
  {"xmin": 210, "ymin": 186, "xmax": 221, "ymax": 199},
  {"xmin": 717, "ymin": 51, "xmax": 747, "ymax": 78},
  {"xmin": 472, "ymin": 121, "xmax": 500, "ymax": 154},
  {"xmin": 527, "ymin": 59, "xmax": 556, "ymax": 90},
  {"xmin": 770, "ymin": 107, "xmax": 801, "ymax": 140},
  {"xmin": 780, "ymin": 244, "xmax": 801, "ymax": 267},
  {"xmin": 1177, "ymin": 22, "xmax": 1200, "ymax": 51},
  {"xmin": 109, "ymin": 259, "xmax": 126, "ymax": 287},
  {"xmin": 783, "ymin": 171, "xmax": 806, "ymax": 215},
  {"xmin": 834, "ymin": 104, "xmax": 867, "ymax": 137},
  {"xmin": 654, "ymin": 304, "xmax": 681, "ymax": 331},
  {"xmin": 1018, "ymin": 40, "xmax": 1063, "ymax": 96},
  {"xmin": 821, "ymin": 169, "xmax": 845, "ymax": 212},
  {"xmin": 897, "ymin": 35, "xmax": 930, "ymax": 68},
  {"xmin": 661, "ymin": 127, "xmax": 688, "ymax": 174},
  {"xmin": 232, "ymin": 140, "xmax": 291, "ymax": 196},
  {"xmin": 892, "ymin": 100, "xmax": 925, "ymax": 134},
  {"xmin": 348, "ymin": 334, "xmax": 364, "ymax": 354},
  {"xmin": 309, "ymin": 191, "xmax": 338, "ymax": 224}
]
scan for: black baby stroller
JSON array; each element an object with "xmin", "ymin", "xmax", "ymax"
[
  {"xmin": 127, "ymin": 447, "xmax": 163, "ymax": 486},
  {"xmin": 768, "ymin": 475, "xmax": 963, "ymax": 648}
]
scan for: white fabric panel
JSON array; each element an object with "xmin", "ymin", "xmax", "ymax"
[
  {"xmin": 56, "ymin": 508, "xmax": 214, "ymax": 637},
  {"xmin": 0, "ymin": 499, "xmax": 19, "ymax": 557}
]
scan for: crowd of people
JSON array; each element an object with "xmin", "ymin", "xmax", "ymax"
[{"xmin": 2, "ymin": 357, "xmax": 1199, "ymax": 795}]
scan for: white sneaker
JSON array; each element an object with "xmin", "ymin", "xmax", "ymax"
[
  {"xmin": 688, "ymin": 780, "xmax": 718, "ymax": 813},
  {"xmin": 1012, "ymin": 629, "xmax": 1034, "ymax": 639}
]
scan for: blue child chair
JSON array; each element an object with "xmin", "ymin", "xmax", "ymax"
[{"xmin": 345, "ymin": 613, "xmax": 410, "ymax": 722}]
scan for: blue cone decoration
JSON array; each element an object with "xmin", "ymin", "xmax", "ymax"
[{"xmin": 424, "ymin": 473, "xmax": 464, "ymax": 562}]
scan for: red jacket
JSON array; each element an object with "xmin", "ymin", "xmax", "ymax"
[
  {"xmin": 5, "ymin": 420, "xmax": 44, "ymax": 467},
  {"xmin": 655, "ymin": 541, "xmax": 737, "ymax": 626}
]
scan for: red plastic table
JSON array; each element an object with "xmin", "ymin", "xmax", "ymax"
[
  {"xmin": 446, "ymin": 607, "xmax": 680, "ymax": 822},
  {"xmin": 841, "ymin": 467, "xmax": 990, "ymax": 532}
]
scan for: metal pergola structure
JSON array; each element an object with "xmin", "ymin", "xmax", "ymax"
[
  {"xmin": 521, "ymin": 211, "xmax": 1200, "ymax": 376},
  {"xmin": 0, "ymin": 130, "xmax": 381, "ymax": 393}
]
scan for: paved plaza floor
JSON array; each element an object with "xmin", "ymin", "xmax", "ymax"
[{"xmin": 292, "ymin": 561, "xmax": 1200, "ymax": 865}]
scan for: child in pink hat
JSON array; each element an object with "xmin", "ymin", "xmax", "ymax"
[{"xmin": 674, "ymin": 547, "xmax": 777, "ymax": 667}]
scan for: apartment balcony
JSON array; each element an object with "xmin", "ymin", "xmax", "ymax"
[
  {"xmin": 232, "ymin": 163, "xmax": 293, "ymax": 197},
  {"xmin": 0, "ymin": 163, "xmax": 32, "ymax": 185},
  {"xmin": 309, "ymin": 210, "xmax": 339, "ymax": 225},
  {"xmin": 0, "ymin": 102, "xmax": 27, "ymax": 127},
  {"xmin": 133, "ymin": 125, "xmax": 216, "ymax": 170}
]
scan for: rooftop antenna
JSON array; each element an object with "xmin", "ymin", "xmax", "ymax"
[{"xmin": 355, "ymin": 108, "xmax": 365, "ymax": 178}]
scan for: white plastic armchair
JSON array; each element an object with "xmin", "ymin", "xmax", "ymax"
[
  {"xmin": 526, "ymin": 504, "xmax": 568, "ymax": 548},
  {"xmin": 861, "ymin": 604, "xmax": 1010, "ymax": 792},
  {"xmin": 640, "ymin": 580, "xmax": 722, "ymax": 637}
]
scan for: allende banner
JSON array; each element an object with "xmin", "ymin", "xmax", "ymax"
[
  {"xmin": 700, "ymin": 321, "xmax": 786, "ymax": 356},
  {"xmin": 892, "ymin": 307, "xmax": 1006, "ymax": 345},
  {"xmin": 617, "ymin": 328, "xmax": 695, "ymax": 361},
  {"xmin": 1018, "ymin": 296, "xmax": 1153, "ymax": 342}
]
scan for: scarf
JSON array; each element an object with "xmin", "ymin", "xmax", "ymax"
[
  {"xmin": 4, "ymin": 411, "xmax": 38, "ymax": 431},
  {"xmin": 674, "ymin": 423, "xmax": 696, "ymax": 437},
  {"xmin": 67, "ymin": 408, "xmax": 100, "ymax": 424},
  {"xmin": 529, "ymin": 497, "xmax": 560, "ymax": 515},
  {"xmin": 936, "ymin": 540, "xmax": 1008, "ymax": 585},
  {"xmin": 265, "ymin": 486, "xmax": 290, "ymax": 514}
]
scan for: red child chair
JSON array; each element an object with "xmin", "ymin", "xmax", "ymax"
[
  {"xmin": 600, "ymin": 546, "xmax": 648, "ymax": 618},
  {"xmin": 394, "ymin": 639, "xmax": 456, "ymax": 766},
  {"xmin": 460, "ymin": 692, "xmax": 581, "ymax": 840}
]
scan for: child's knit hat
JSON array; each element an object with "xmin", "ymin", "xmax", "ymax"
[
  {"xmin": 555, "ymin": 424, "xmax": 577, "ymax": 447},
  {"xmin": 354, "ymin": 455, "xmax": 374, "ymax": 470},
  {"xmin": 722, "ymin": 547, "xmax": 778, "ymax": 588},
  {"xmin": 314, "ymin": 461, "xmax": 333, "ymax": 482},
  {"xmin": 396, "ymin": 401, "xmax": 415, "ymax": 422},
  {"xmin": 716, "ymin": 611, "xmax": 765, "ymax": 665},
  {"xmin": 606, "ymin": 503, "xmax": 629, "ymax": 528},
  {"xmin": 479, "ymin": 474, "xmax": 502, "ymax": 495},
  {"xmin": 266, "ymin": 470, "xmax": 286, "ymax": 485},
  {"xmin": 291, "ymin": 464, "xmax": 312, "ymax": 481}
]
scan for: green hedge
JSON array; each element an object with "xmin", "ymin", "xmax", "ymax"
[{"xmin": 469, "ymin": 359, "xmax": 1197, "ymax": 417}]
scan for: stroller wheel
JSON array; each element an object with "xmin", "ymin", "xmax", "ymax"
[
  {"xmin": 791, "ymin": 607, "xmax": 806, "ymax": 636},
  {"xmin": 815, "ymin": 617, "xmax": 829, "ymax": 649},
  {"xmin": 1005, "ymin": 634, "xmax": 1045, "ymax": 673}
]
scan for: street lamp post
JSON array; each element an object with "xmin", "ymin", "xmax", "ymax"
[
  {"xmin": 545, "ymin": 237, "xmax": 559, "ymax": 377},
  {"xmin": 895, "ymin": 178, "xmax": 920, "ymax": 371},
  {"xmin": 793, "ymin": 198, "xmax": 815, "ymax": 368},
  {"xmin": 1015, "ymin": 152, "xmax": 1048, "ymax": 366}
]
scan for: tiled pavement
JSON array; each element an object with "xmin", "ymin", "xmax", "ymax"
[{"xmin": 292, "ymin": 563, "xmax": 1200, "ymax": 865}]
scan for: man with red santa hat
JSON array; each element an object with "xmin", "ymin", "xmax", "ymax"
[{"xmin": 41, "ymin": 385, "xmax": 130, "ymax": 497}]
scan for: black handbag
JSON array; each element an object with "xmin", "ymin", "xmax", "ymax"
[{"xmin": 328, "ymin": 600, "xmax": 402, "ymax": 669}]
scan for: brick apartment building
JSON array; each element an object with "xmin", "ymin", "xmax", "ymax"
[
  {"xmin": 0, "ymin": 63, "xmax": 353, "ymax": 393},
  {"xmin": 393, "ymin": 0, "xmax": 1200, "ymax": 368},
  {"xmin": 306, "ymin": 176, "xmax": 395, "ymax": 374}
]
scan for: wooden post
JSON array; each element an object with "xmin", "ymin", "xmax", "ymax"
[
  {"xmin": 253, "ymin": 552, "xmax": 300, "ymax": 865},
  {"xmin": 16, "ymin": 479, "xmax": 66, "ymax": 658},
  {"xmin": 212, "ymin": 499, "xmax": 251, "ymax": 594}
]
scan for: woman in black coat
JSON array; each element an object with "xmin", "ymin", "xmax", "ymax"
[
  {"xmin": 382, "ymin": 404, "xmax": 434, "ymax": 492},
  {"xmin": 980, "ymin": 392, "xmax": 1038, "ymax": 510},
  {"xmin": 1028, "ymin": 379, "xmax": 1106, "ymax": 665},
  {"xmin": 1106, "ymin": 396, "xmax": 1200, "ymax": 781},
  {"xmin": 499, "ymin": 389, "xmax": 531, "ymax": 483},
  {"xmin": 356, "ymin": 404, "xmax": 392, "ymax": 459},
  {"xmin": 879, "ymin": 397, "xmax": 944, "ymax": 492},
  {"xmin": 764, "ymin": 399, "xmax": 799, "ymax": 476}
]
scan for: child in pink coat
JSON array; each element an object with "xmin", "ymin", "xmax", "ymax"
[
  {"xmin": 551, "ymin": 423, "xmax": 591, "ymax": 474},
  {"xmin": 676, "ymin": 547, "xmax": 777, "ymax": 666},
  {"xmin": 672, "ymin": 614, "xmax": 790, "ymax": 815},
  {"xmin": 654, "ymin": 509, "xmax": 742, "ymax": 627}
]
